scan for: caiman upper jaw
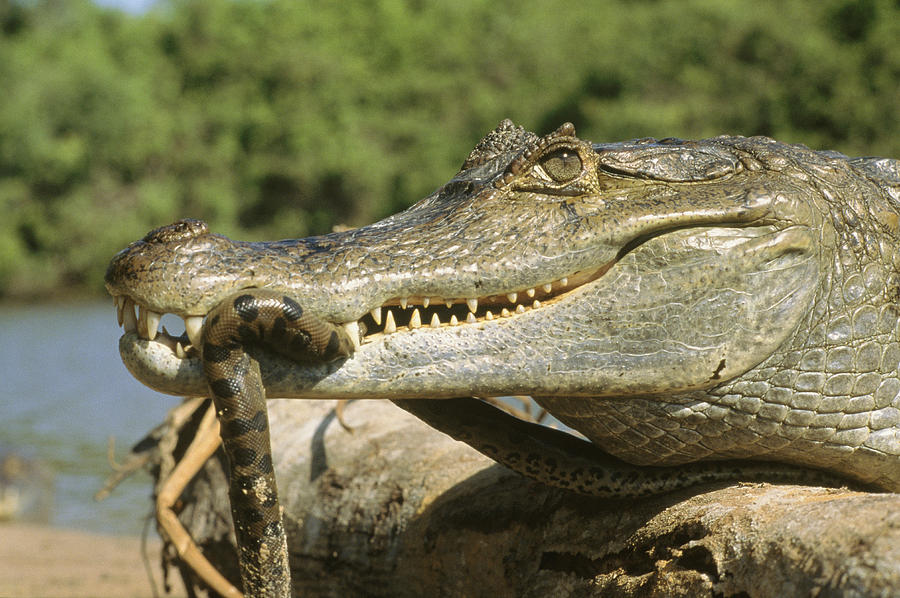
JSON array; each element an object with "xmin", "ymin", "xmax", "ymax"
[{"xmin": 109, "ymin": 262, "xmax": 610, "ymax": 359}]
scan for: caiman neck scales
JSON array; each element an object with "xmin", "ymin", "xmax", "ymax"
[{"xmin": 107, "ymin": 120, "xmax": 900, "ymax": 595}]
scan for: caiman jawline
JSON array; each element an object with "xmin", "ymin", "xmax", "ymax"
[{"xmin": 110, "ymin": 263, "xmax": 610, "ymax": 358}]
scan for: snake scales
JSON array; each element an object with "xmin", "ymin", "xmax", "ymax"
[{"xmin": 202, "ymin": 290, "xmax": 352, "ymax": 597}]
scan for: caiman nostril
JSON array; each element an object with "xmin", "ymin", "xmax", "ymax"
[{"xmin": 141, "ymin": 218, "xmax": 209, "ymax": 244}]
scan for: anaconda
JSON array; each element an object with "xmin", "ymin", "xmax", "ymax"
[{"xmin": 106, "ymin": 120, "xmax": 900, "ymax": 597}]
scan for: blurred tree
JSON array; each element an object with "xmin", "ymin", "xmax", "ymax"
[{"xmin": 0, "ymin": 0, "xmax": 897, "ymax": 298}]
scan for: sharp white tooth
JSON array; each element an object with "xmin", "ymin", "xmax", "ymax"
[
  {"xmin": 400, "ymin": 297, "xmax": 408, "ymax": 309},
  {"xmin": 185, "ymin": 316, "xmax": 204, "ymax": 347},
  {"xmin": 466, "ymin": 298, "xmax": 478, "ymax": 313},
  {"xmin": 515, "ymin": 304, "xmax": 525, "ymax": 314},
  {"xmin": 123, "ymin": 299, "xmax": 137, "ymax": 333},
  {"xmin": 430, "ymin": 313, "xmax": 441, "ymax": 327},
  {"xmin": 560, "ymin": 277, "xmax": 568, "ymax": 286},
  {"xmin": 450, "ymin": 314, "xmax": 459, "ymax": 326},
  {"xmin": 506, "ymin": 292, "xmax": 517, "ymax": 303},
  {"xmin": 409, "ymin": 309, "xmax": 421, "ymax": 329},
  {"xmin": 526, "ymin": 288, "xmax": 536, "ymax": 297},
  {"xmin": 446, "ymin": 300, "xmax": 454, "ymax": 308},
  {"xmin": 501, "ymin": 308, "xmax": 511, "ymax": 317},
  {"xmin": 466, "ymin": 312, "xmax": 477, "ymax": 324},
  {"xmin": 533, "ymin": 299, "xmax": 542, "ymax": 309},
  {"xmin": 543, "ymin": 283, "xmax": 552, "ymax": 293},
  {"xmin": 175, "ymin": 342, "xmax": 186, "ymax": 359},
  {"xmin": 370, "ymin": 306, "xmax": 382, "ymax": 326},
  {"xmin": 343, "ymin": 321, "xmax": 361, "ymax": 349},
  {"xmin": 422, "ymin": 297, "xmax": 430, "ymax": 308},
  {"xmin": 485, "ymin": 310, "xmax": 494, "ymax": 320},
  {"xmin": 384, "ymin": 309, "xmax": 397, "ymax": 334},
  {"xmin": 145, "ymin": 310, "xmax": 161, "ymax": 341}
]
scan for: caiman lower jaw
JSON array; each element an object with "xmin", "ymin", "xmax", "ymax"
[{"xmin": 109, "ymin": 264, "xmax": 609, "ymax": 359}]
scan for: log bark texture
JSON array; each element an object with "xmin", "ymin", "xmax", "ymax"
[{"xmin": 157, "ymin": 399, "xmax": 900, "ymax": 597}]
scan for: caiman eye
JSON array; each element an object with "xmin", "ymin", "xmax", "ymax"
[{"xmin": 539, "ymin": 149, "xmax": 583, "ymax": 182}]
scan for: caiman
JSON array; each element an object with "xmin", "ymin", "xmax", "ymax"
[{"xmin": 105, "ymin": 120, "xmax": 900, "ymax": 597}]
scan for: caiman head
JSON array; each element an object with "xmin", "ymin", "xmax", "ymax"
[{"xmin": 105, "ymin": 120, "xmax": 897, "ymax": 404}]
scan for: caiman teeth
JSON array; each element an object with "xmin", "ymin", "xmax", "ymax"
[
  {"xmin": 114, "ymin": 295, "xmax": 125, "ymax": 326},
  {"xmin": 122, "ymin": 297, "xmax": 137, "ymax": 333},
  {"xmin": 343, "ymin": 321, "xmax": 362, "ymax": 350},
  {"xmin": 384, "ymin": 309, "xmax": 397, "ymax": 334},
  {"xmin": 357, "ymin": 267, "xmax": 609, "ymax": 342},
  {"xmin": 113, "ymin": 294, "xmax": 201, "ymax": 358},
  {"xmin": 136, "ymin": 305, "xmax": 147, "ymax": 337},
  {"xmin": 147, "ymin": 312, "xmax": 161, "ymax": 341},
  {"xmin": 138, "ymin": 305, "xmax": 161, "ymax": 341},
  {"xmin": 113, "ymin": 266, "xmax": 609, "ymax": 352},
  {"xmin": 184, "ymin": 316, "xmax": 204, "ymax": 348}
]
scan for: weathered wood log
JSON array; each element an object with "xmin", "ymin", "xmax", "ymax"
[{"xmin": 153, "ymin": 399, "xmax": 900, "ymax": 597}]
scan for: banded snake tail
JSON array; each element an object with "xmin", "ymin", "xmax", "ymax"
[
  {"xmin": 202, "ymin": 290, "xmax": 353, "ymax": 597},
  {"xmin": 393, "ymin": 398, "xmax": 857, "ymax": 497}
]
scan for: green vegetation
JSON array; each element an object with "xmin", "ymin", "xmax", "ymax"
[{"xmin": 1, "ymin": 0, "xmax": 898, "ymax": 299}]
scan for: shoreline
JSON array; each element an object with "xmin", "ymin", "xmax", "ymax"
[{"xmin": 0, "ymin": 522, "xmax": 187, "ymax": 598}]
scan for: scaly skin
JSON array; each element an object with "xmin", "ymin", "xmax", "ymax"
[{"xmin": 106, "ymin": 121, "xmax": 900, "ymax": 595}]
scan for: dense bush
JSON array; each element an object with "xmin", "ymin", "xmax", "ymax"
[{"xmin": 1, "ymin": 0, "xmax": 898, "ymax": 298}]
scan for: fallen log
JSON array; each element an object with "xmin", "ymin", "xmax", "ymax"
[{"xmin": 146, "ymin": 398, "xmax": 900, "ymax": 597}]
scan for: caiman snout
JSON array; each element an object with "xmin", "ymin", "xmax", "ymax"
[
  {"xmin": 105, "ymin": 217, "xmax": 226, "ymax": 326},
  {"xmin": 141, "ymin": 218, "xmax": 209, "ymax": 244}
]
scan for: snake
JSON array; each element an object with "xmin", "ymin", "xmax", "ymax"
[{"xmin": 202, "ymin": 289, "xmax": 353, "ymax": 597}]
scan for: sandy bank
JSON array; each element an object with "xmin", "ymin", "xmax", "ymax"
[{"xmin": 0, "ymin": 523, "xmax": 187, "ymax": 598}]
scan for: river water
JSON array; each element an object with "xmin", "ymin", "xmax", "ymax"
[
  {"xmin": 0, "ymin": 301, "xmax": 185, "ymax": 535},
  {"xmin": 0, "ymin": 301, "xmax": 563, "ymax": 537}
]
